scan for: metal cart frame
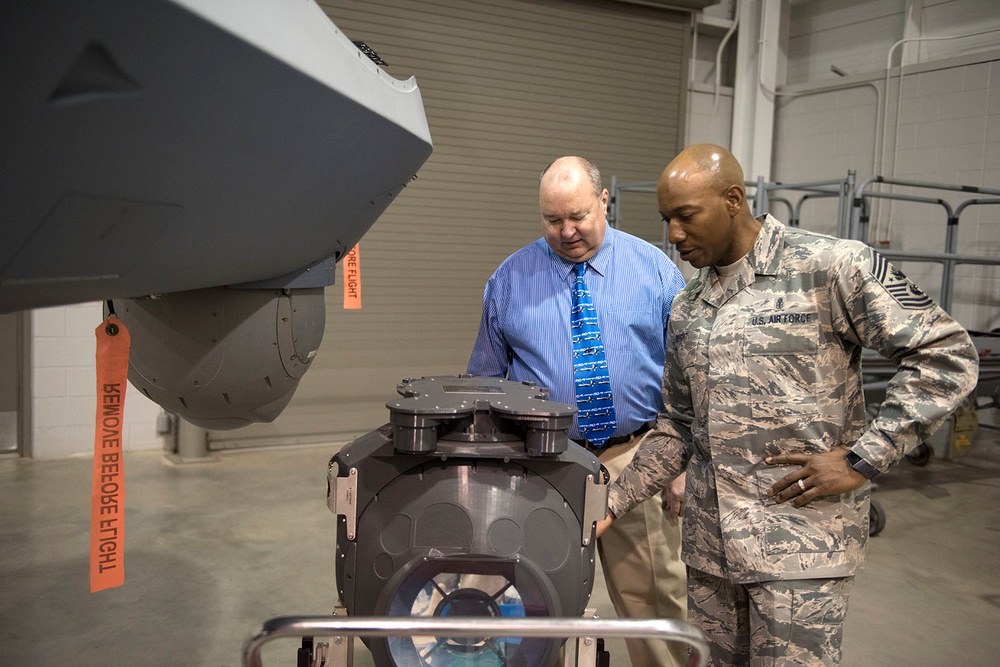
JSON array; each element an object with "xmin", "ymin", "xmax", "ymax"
[{"xmin": 243, "ymin": 614, "xmax": 710, "ymax": 667}]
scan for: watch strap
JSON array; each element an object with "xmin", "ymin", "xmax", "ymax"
[{"xmin": 846, "ymin": 450, "xmax": 880, "ymax": 480}]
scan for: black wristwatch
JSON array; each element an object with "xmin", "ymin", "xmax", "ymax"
[{"xmin": 845, "ymin": 450, "xmax": 880, "ymax": 480}]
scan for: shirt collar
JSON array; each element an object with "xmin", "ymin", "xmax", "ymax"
[
  {"xmin": 749, "ymin": 213, "xmax": 785, "ymax": 276},
  {"xmin": 549, "ymin": 223, "xmax": 616, "ymax": 281},
  {"xmin": 691, "ymin": 214, "xmax": 784, "ymax": 307}
]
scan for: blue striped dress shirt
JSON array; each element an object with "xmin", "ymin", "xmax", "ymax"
[{"xmin": 467, "ymin": 225, "xmax": 686, "ymax": 441}]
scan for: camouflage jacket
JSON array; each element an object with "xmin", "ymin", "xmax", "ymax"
[{"xmin": 608, "ymin": 215, "xmax": 979, "ymax": 583}]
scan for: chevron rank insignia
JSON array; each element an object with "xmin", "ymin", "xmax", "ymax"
[{"xmin": 869, "ymin": 248, "xmax": 934, "ymax": 309}]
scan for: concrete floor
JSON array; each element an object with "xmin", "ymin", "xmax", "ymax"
[{"xmin": 2, "ymin": 418, "xmax": 999, "ymax": 667}]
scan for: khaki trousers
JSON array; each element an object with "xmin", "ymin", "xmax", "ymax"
[{"xmin": 596, "ymin": 433, "xmax": 687, "ymax": 667}]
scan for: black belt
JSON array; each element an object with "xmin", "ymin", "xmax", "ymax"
[{"xmin": 578, "ymin": 420, "xmax": 655, "ymax": 451}]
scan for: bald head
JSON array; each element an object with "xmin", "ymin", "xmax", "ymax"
[
  {"xmin": 540, "ymin": 156, "xmax": 603, "ymax": 197},
  {"xmin": 660, "ymin": 143, "xmax": 745, "ymax": 200},
  {"xmin": 539, "ymin": 156, "xmax": 609, "ymax": 263},
  {"xmin": 657, "ymin": 144, "xmax": 760, "ymax": 269}
]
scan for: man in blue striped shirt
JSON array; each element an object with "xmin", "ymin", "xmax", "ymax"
[{"xmin": 467, "ymin": 155, "xmax": 688, "ymax": 667}]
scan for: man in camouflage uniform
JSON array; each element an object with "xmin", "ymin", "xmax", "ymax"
[{"xmin": 597, "ymin": 144, "xmax": 979, "ymax": 666}]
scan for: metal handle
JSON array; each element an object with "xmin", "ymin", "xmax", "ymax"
[{"xmin": 243, "ymin": 615, "xmax": 709, "ymax": 667}]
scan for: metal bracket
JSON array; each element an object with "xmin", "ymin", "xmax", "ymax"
[
  {"xmin": 581, "ymin": 469, "xmax": 610, "ymax": 546},
  {"xmin": 329, "ymin": 466, "xmax": 358, "ymax": 541},
  {"xmin": 563, "ymin": 608, "xmax": 599, "ymax": 667},
  {"xmin": 327, "ymin": 607, "xmax": 354, "ymax": 667}
]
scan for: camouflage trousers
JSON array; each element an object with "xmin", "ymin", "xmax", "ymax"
[{"xmin": 688, "ymin": 567, "xmax": 854, "ymax": 667}]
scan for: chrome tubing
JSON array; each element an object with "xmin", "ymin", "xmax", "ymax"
[{"xmin": 243, "ymin": 615, "xmax": 710, "ymax": 667}]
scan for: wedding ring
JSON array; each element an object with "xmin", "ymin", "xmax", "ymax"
[{"xmin": 797, "ymin": 479, "xmax": 806, "ymax": 492}]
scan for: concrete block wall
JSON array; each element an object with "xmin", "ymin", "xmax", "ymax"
[
  {"xmin": 887, "ymin": 58, "xmax": 1000, "ymax": 331},
  {"xmin": 785, "ymin": 0, "xmax": 905, "ymax": 86},
  {"xmin": 30, "ymin": 302, "xmax": 164, "ymax": 458},
  {"xmin": 771, "ymin": 54, "xmax": 1000, "ymax": 333},
  {"xmin": 687, "ymin": 84, "xmax": 734, "ymax": 149},
  {"xmin": 771, "ymin": 0, "xmax": 1000, "ymax": 333}
]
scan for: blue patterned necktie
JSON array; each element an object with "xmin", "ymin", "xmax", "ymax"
[{"xmin": 571, "ymin": 262, "xmax": 617, "ymax": 445}]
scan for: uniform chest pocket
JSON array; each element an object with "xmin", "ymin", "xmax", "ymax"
[
  {"xmin": 673, "ymin": 329, "xmax": 711, "ymax": 420},
  {"xmin": 744, "ymin": 317, "xmax": 819, "ymax": 423}
]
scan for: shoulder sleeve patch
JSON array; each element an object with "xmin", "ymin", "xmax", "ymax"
[{"xmin": 868, "ymin": 248, "xmax": 934, "ymax": 309}]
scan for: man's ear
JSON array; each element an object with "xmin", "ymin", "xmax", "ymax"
[{"xmin": 725, "ymin": 184, "xmax": 744, "ymax": 217}]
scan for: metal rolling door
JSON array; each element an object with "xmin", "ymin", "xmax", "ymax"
[{"xmin": 209, "ymin": 0, "xmax": 689, "ymax": 449}]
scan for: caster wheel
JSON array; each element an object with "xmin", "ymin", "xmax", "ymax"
[
  {"xmin": 869, "ymin": 498, "xmax": 886, "ymax": 536},
  {"xmin": 906, "ymin": 442, "xmax": 932, "ymax": 466}
]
